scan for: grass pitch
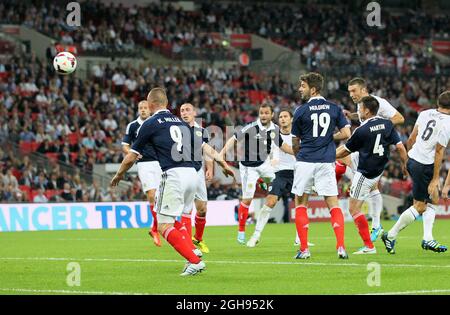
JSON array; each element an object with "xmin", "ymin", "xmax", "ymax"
[{"xmin": 1, "ymin": 220, "xmax": 449, "ymax": 295}]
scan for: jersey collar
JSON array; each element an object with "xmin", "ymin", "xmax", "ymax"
[
  {"xmin": 193, "ymin": 121, "xmax": 201, "ymax": 128},
  {"xmin": 257, "ymin": 119, "xmax": 275, "ymax": 131},
  {"xmin": 308, "ymin": 96, "xmax": 326, "ymax": 102},
  {"xmin": 361, "ymin": 115, "xmax": 382, "ymax": 125},
  {"xmin": 137, "ymin": 116, "xmax": 146, "ymax": 125}
]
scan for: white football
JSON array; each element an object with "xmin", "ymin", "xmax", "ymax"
[{"xmin": 53, "ymin": 52, "xmax": 77, "ymax": 75}]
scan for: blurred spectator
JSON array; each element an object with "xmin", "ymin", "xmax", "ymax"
[{"xmin": 33, "ymin": 188, "xmax": 48, "ymax": 203}]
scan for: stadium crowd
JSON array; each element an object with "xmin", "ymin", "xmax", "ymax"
[
  {"xmin": 1, "ymin": 0, "xmax": 449, "ymax": 67},
  {"xmin": 1, "ymin": 1, "xmax": 449, "ymax": 203}
]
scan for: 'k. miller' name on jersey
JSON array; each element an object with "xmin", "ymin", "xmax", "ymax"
[
  {"xmin": 369, "ymin": 124, "xmax": 386, "ymax": 132},
  {"xmin": 157, "ymin": 117, "xmax": 182, "ymax": 123}
]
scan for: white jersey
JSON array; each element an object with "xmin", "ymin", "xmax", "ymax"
[
  {"xmin": 272, "ymin": 133, "xmax": 296, "ymax": 171},
  {"xmin": 408, "ymin": 109, "xmax": 450, "ymax": 165},
  {"xmin": 358, "ymin": 94, "xmax": 397, "ymax": 124}
]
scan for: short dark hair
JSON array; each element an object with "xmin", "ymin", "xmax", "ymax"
[
  {"xmin": 360, "ymin": 96, "xmax": 379, "ymax": 115},
  {"xmin": 279, "ymin": 108, "xmax": 293, "ymax": 118},
  {"xmin": 438, "ymin": 91, "xmax": 450, "ymax": 109},
  {"xmin": 299, "ymin": 72, "xmax": 324, "ymax": 93},
  {"xmin": 260, "ymin": 101, "xmax": 274, "ymax": 113},
  {"xmin": 348, "ymin": 77, "xmax": 367, "ymax": 88}
]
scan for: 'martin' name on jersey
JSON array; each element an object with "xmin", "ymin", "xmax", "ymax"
[
  {"xmin": 309, "ymin": 104, "xmax": 330, "ymax": 111},
  {"xmin": 369, "ymin": 124, "xmax": 386, "ymax": 132},
  {"xmin": 157, "ymin": 117, "xmax": 182, "ymax": 123}
]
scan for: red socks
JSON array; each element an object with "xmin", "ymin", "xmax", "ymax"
[
  {"xmin": 163, "ymin": 227, "xmax": 201, "ymax": 264},
  {"xmin": 150, "ymin": 204, "xmax": 158, "ymax": 233},
  {"xmin": 330, "ymin": 207, "xmax": 345, "ymax": 249},
  {"xmin": 238, "ymin": 202, "xmax": 250, "ymax": 232},
  {"xmin": 353, "ymin": 212, "xmax": 374, "ymax": 249},
  {"xmin": 194, "ymin": 214, "xmax": 206, "ymax": 241},
  {"xmin": 295, "ymin": 206, "xmax": 309, "ymax": 252},
  {"xmin": 181, "ymin": 214, "xmax": 192, "ymax": 238},
  {"xmin": 174, "ymin": 221, "xmax": 197, "ymax": 251}
]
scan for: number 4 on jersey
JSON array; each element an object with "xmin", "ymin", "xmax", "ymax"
[{"xmin": 373, "ymin": 134, "xmax": 384, "ymax": 156}]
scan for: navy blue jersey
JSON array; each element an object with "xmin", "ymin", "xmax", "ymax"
[
  {"xmin": 122, "ymin": 117, "xmax": 158, "ymax": 162},
  {"xmin": 345, "ymin": 117, "xmax": 401, "ymax": 179},
  {"xmin": 234, "ymin": 120, "xmax": 283, "ymax": 167},
  {"xmin": 131, "ymin": 110, "xmax": 195, "ymax": 171},
  {"xmin": 191, "ymin": 123, "xmax": 210, "ymax": 171},
  {"xmin": 292, "ymin": 97, "xmax": 349, "ymax": 163}
]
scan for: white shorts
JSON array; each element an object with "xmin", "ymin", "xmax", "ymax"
[
  {"xmin": 183, "ymin": 168, "xmax": 208, "ymax": 214},
  {"xmin": 292, "ymin": 161, "xmax": 338, "ymax": 196},
  {"xmin": 137, "ymin": 161, "xmax": 162, "ymax": 193},
  {"xmin": 350, "ymin": 171, "xmax": 382, "ymax": 201},
  {"xmin": 155, "ymin": 167, "xmax": 198, "ymax": 223},
  {"xmin": 239, "ymin": 160, "xmax": 275, "ymax": 199}
]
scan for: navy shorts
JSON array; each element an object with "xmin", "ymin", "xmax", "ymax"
[
  {"xmin": 406, "ymin": 158, "xmax": 434, "ymax": 202},
  {"xmin": 268, "ymin": 170, "xmax": 294, "ymax": 198}
]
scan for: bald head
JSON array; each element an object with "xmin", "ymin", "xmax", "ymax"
[{"xmin": 147, "ymin": 88, "xmax": 168, "ymax": 113}]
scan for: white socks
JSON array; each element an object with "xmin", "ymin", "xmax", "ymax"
[
  {"xmin": 422, "ymin": 204, "xmax": 436, "ymax": 242},
  {"xmin": 368, "ymin": 190, "xmax": 383, "ymax": 229},
  {"xmin": 388, "ymin": 206, "xmax": 419, "ymax": 239},
  {"xmin": 254, "ymin": 205, "xmax": 272, "ymax": 238}
]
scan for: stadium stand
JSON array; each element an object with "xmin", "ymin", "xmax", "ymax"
[{"xmin": 0, "ymin": 0, "xmax": 449, "ymax": 207}]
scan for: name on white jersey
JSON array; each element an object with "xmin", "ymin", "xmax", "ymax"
[
  {"xmin": 369, "ymin": 124, "xmax": 385, "ymax": 132},
  {"xmin": 309, "ymin": 104, "xmax": 330, "ymax": 111}
]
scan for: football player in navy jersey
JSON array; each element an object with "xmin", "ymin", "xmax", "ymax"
[
  {"xmin": 113, "ymin": 88, "xmax": 204, "ymax": 276},
  {"xmin": 336, "ymin": 96, "xmax": 408, "ymax": 255},
  {"xmin": 220, "ymin": 103, "xmax": 294, "ymax": 244},
  {"xmin": 291, "ymin": 72, "xmax": 351, "ymax": 260},
  {"xmin": 112, "ymin": 88, "xmax": 234, "ymax": 276},
  {"xmin": 122, "ymin": 100, "xmax": 162, "ymax": 247},
  {"xmin": 180, "ymin": 103, "xmax": 236, "ymax": 253}
]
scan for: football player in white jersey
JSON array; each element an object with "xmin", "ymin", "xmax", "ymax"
[
  {"xmin": 382, "ymin": 91, "xmax": 450, "ymax": 254},
  {"xmin": 338, "ymin": 77, "xmax": 405, "ymax": 242}
]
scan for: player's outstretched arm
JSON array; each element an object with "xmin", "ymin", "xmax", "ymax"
[
  {"xmin": 391, "ymin": 111, "xmax": 405, "ymax": 126},
  {"xmin": 203, "ymin": 143, "xmax": 236, "ymax": 181},
  {"xmin": 406, "ymin": 125, "xmax": 418, "ymax": 151},
  {"xmin": 111, "ymin": 152, "xmax": 138, "ymax": 186},
  {"xmin": 334, "ymin": 126, "xmax": 351, "ymax": 141},
  {"xmin": 220, "ymin": 136, "xmax": 237, "ymax": 160},
  {"xmin": 396, "ymin": 142, "xmax": 409, "ymax": 179},
  {"xmin": 335, "ymin": 145, "xmax": 351, "ymax": 159},
  {"xmin": 428, "ymin": 143, "xmax": 446, "ymax": 199},
  {"xmin": 342, "ymin": 109, "xmax": 359, "ymax": 122},
  {"xmin": 122, "ymin": 144, "xmax": 130, "ymax": 154}
]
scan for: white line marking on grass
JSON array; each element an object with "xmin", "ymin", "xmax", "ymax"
[
  {"xmin": 360, "ymin": 289, "xmax": 450, "ymax": 295},
  {"xmin": 1, "ymin": 257, "xmax": 450, "ymax": 269},
  {"xmin": 0, "ymin": 288, "xmax": 164, "ymax": 295}
]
